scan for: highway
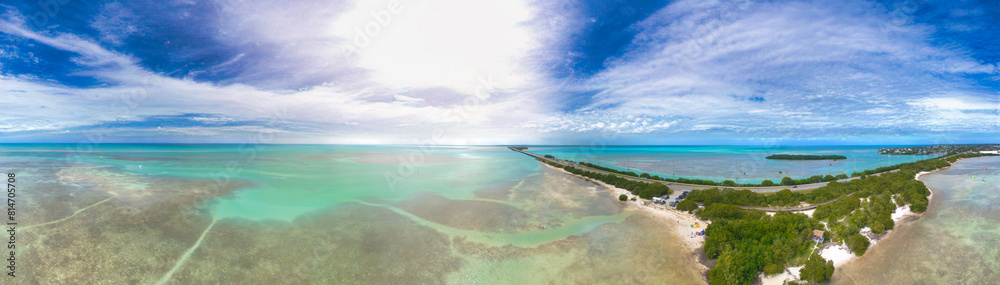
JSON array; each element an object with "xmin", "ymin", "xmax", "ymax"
[{"xmin": 512, "ymin": 148, "xmax": 879, "ymax": 194}]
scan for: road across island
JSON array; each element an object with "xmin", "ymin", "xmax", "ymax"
[
  {"xmin": 513, "ymin": 148, "xmax": 897, "ymax": 212},
  {"xmin": 512, "ymin": 148, "xmax": 869, "ymax": 193}
]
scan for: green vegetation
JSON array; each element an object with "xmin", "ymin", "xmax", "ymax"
[
  {"xmin": 781, "ymin": 177, "xmax": 795, "ymax": 185},
  {"xmin": 576, "ymin": 161, "xmax": 642, "ymax": 178},
  {"xmin": 879, "ymin": 144, "xmax": 999, "ymax": 155},
  {"xmin": 846, "ymin": 234, "xmax": 870, "ymax": 255},
  {"xmin": 688, "ymin": 188, "xmax": 803, "ymax": 207},
  {"xmin": 851, "ymin": 152, "xmax": 996, "ymax": 178},
  {"xmin": 766, "ymin": 154, "xmax": 847, "ymax": 160},
  {"xmin": 701, "ymin": 208, "xmax": 822, "ymax": 284},
  {"xmin": 688, "ymin": 152, "xmax": 996, "ymax": 285},
  {"xmin": 573, "ymin": 160, "xmax": 846, "ymax": 187},
  {"xmin": 800, "ymin": 254, "xmax": 835, "ymax": 283},
  {"xmin": 543, "ymin": 154, "xmax": 555, "ymax": 159},
  {"xmin": 537, "ymin": 159, "xmax": 672, "ymax": 199},
  {"xmin": 676, "ymin": 199, "xmax": 698, "ymax": 212},
  {"xmin": 523, "ymin": 148, "xmax": 996, "ymax": 190},
  {"xmin": 520, "ymin": 149, "xmax": 998, "ymax": 285},
  {"xmin": 619, "ymin": 194, "xmax": 628, "ymax": 201},
  {"xmin": 635, "ymin": 183, "xmax": 671, "ymax": 200}
]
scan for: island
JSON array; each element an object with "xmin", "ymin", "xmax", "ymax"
[
  {"xmin": 766, "ymin": 154, "xmax": 847, "ymax": 160},
  {"xmin": 879, "ymin": 144, "xmax": 999, "ymax": 155},
  {"xmin": 512, "ymin": 146, "xmax": 999, "ymax": 284}
]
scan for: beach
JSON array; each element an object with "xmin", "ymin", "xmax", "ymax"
[
  {"xmin": 757, "ymin": 166, "xmax": 949, "ymax": 284},
  {"xmin": 543, "ymin": 157, "xmax": 941, "ymax": 285},
  {"xmin": 830, "ymin": 156, "xmax": 1000, "ymax": 284},
  {"xmin": 541, "ymin": 162, "xmax": 710, "ymax": 269},
  {"xmin": 5, "ymin": 145, "xmax": 713, "ymax": 284}
]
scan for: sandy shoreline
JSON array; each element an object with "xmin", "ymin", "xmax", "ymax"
[
  {"xmin": 540, "ymin": 163, "xmax": 711, "ymax": 272},
  {"xmin": 541, "ymin": 158, "xmax": 959, "ymax": 284},
  {"xmin": 762, "ymin": 165, "xmax": 955, "ymax": 284}
]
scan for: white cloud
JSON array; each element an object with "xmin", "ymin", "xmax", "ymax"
[
  {"xmin": 520, "ymin": 0, "xmax": 1000, "ymax": 138},
  {"xmin": 0, "ymin": 11, "xmax": 551, "ymax": 144},
  {"xmin": 90, "ymin": 2, "xmax": 141, "ymax": 45},
  {"xmin": 1, "ymin": 0, "xmax": 997, "ymax": 144},
  {"xmin": 335, "ymin": 0, "xmax": 537, "ymax": 92}
]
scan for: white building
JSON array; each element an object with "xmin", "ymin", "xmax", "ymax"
[{"xmin": 980, "ymin": 150, "xmax": 999, "ymax": 154}]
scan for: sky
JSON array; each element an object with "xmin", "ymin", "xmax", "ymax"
[{"xmin": 0, "ymin": 0, "xmax": 998, "ymax": 145}]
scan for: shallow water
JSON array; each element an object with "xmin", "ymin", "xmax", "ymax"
[
  {"xmin": 1, "ymin": 144, "xmax": 705, "ymax": 284},
  {"xmin": 831, "ymin": 156, "xmax": 1000, "ymax": 284},
  {"xmin": 530, "ymin": 145, "xmax": 936, "ymax": 183}
]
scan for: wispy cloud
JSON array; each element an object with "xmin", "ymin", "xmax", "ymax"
[
  {"xmin": 0, "ymin": 0, "xmax": 997, "ymax": 144},
  {"xmin": 524, "ymin": 0, "xmax": 999, "ymax": 141}
]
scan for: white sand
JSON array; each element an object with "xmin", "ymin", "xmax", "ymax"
[
  {"xmin": 820, "ymin": 244, "xmax": 855, "ymax": 267},
  {"xmin": 758, "ymin": 266, "xmax": 803, "ymax": 285},
  {"xmin": 797, "ymin": 209, "xmax": 816, "ymax": 218},
  {"xmin": 916, "ymin": 170, "xmax": 941, "ymax": 201},
  {"xmin": 765, "ymin": 208, "xmax": 814, "ymax": 217},
  {"xmin": 891, "ymin": 204, "xmax": 915, "ymax": 222},
  {"xmin": 858, "ymin": 227, "xmax": 878, "ymax": 246},
  {"xmin": 765, "ymin": 168, "xmax": 943, "ymax": 283},
  {"xmin": 915, "ymin": 171, "xmax": 931, "ymax": 180},
  {"xmin": 542, "ymin": 163, "xmax": 709, "ymax": 252}
]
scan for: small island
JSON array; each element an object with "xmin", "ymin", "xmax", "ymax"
[{"xmin": 766, "ymin": 154, "xmax": 847, "ymax": 160}]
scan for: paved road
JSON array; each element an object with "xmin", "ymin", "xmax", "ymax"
[
  {"xmin": 515, "ymin": 149, "xmax": 921, "ymax": 213},
  {"xmin": 514, "ymin": 149, "xmax": 864, "ymax": 194}
]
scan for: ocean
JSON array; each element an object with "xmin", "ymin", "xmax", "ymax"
[
  {"xmin": 1, "ymin": 144, "xmax": 704, "ymax": 284},
  {"xmin": 528, "ymin": 145, "xmax": 936, "ymax": 184},
  {"xmin": 1, "ymin": 144, "xmax": 974, "ymax": 284}
]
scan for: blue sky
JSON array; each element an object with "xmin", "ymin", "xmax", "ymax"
[{"xmin": 0, "ymin": 0, "xmax": 998, "ymax": 144}]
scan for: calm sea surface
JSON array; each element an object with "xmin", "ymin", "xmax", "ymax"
[
  {"xmin": 529, "ymin": 145, "xmax": 936, "ymax": 183},
  {"xmin": 1, "ymin": 144, "xmax": 968, "ymax": 284},
  {"xmin": 1, "ymin": 144, "xmax": 705, "ymax": 284}
]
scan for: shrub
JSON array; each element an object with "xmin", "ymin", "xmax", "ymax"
[
  {"xmin": 676, "ymin": 200, "xmax": 698, "ymax": 212},
  {"xmin": 637, "ymin": 183, "xmax": 671, "ymax": 199},
  {"xmin": 781, "ymin": 177, "xmax": 795, "ymax": 185},
  {"xmin": 847, "ymin": 234, "xmax": 870, "ymax": 256},
  {"xmin": 800, "ymin": 254, "xmax": 835, "ymax": 283},
  {"xmin": 619, "ymin": 194, "xmax": 628, "ymax": 201}
]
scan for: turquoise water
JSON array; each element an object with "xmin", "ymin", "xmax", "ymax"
[
  {"xmin": 832, "ymin": 156, "xmax": 1000, "ymax": 284},
  {"xmin": 530, "ymin": 145, "xmax": 938, "ymax": 183},
  {"xmin": 3, "ymin": 143, "xmax": 967, "ymax": 284},
  {"xmin": 1, "ymin": 144, "xmax": 705, "ymax": 284},
  {"xmin": 1, "ymin": 144, "xmax": 540, "ymax": 221}
]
